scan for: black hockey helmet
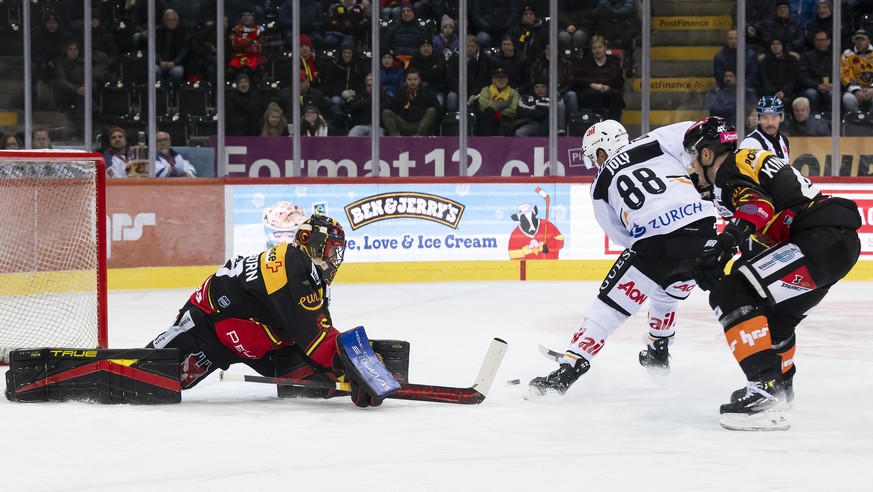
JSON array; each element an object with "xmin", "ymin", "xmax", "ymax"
[
  {"xmin": 295, "ymin": 214, "xmax": 346, "ymax": 282},
  {"xmin": 756, "ymin": 95, "xmax": 784, "ymax": 115},
  {"xmin": 683, "ymin": 116, "xmax": 738, "ymax": 161}
]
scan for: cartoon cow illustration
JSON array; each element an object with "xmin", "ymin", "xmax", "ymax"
[{"xmin": 508, "ymin": 203, "xmax": 564, "ymax": 260}]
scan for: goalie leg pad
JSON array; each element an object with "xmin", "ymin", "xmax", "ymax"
[{"xmin": 5, "ymin": 348, "xmax": 181, "ymax": 404}]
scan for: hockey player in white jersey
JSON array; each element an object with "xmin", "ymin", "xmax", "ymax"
[{"xmin": 527, "ymin": 120, "xmax": 718, "ymax": 398}]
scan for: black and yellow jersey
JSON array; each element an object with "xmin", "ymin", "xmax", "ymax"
[
  {"xmin": 714, "ymin": 148, "xmax": 860, "ymax": 244},
  {"xmin": 189, "ymin": 243, "xmax": 339, "ymax": 368}
]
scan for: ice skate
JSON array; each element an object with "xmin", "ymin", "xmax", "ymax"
[
  {"xmin": 525, "ymin": 358, "xmax": 590, "ymax": 399},
  {"xmin": 638, "ymin": 337, "xmax": 670, "ymax": 374},
  {"xmin": 730, "ymin": 373, "xmax": 794, "ymax": 404},
  {"xmin": 719, "ymin": 378, "xmax": 790, "ymax": 431}
]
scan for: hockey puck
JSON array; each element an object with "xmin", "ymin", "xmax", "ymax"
[{"xmin": 507, "ymin": 379, "xmax": 521, "ymax": 385}]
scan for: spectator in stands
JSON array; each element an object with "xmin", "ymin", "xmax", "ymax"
[
  {"xmin": 156, "ymin": 9, "xmax": 188, "ymax": 88},
  {"xmin": 33, "ymin": 14, "xmax": 68, "ymax": 86},
  {"xmin": 278, "ymin": 0, "xmax": 327, "ymax": 50},
  {"xmin": 348, "ymin": 74, "xmax": 385, "ymax": 136},
  {"xmin": 490, "ymin": 34, "xmax": 530, "ymax": 96},
  {"xmin": 471, "ymin": 0, "xmax": 520, "ymax": 48},
  {"xmin": 757, "ymin": 1, "xmax": 806, "ymax": 54},
  {"xmin": 593, "ymin": 0, "xmax": 639, "ymax": 52},
  {"xmin": 409, "ymin": 37, "xmax": 448, "ymax": 109},
  {"xmin": 566, "ymin": 35, "xmax": 625, "ymax": 120},
  {"xmin": 789, "ymin": 0, "xmax": 819, "ymax": 23},
  {"xmin": 514, "ymin": 76, "xmax": 564, "ymax": 136},
  {"xmin": 226, "ymin": 73, "xmax": 264, "ymax": 136},
  {"xmin": 325, "ymin": 0, "xmax": 372, "ymax": 50},
  {"xmin": 228, "ymin": 10, "xmax": 267, "ymax": 80},
  {"xmin": 53, "ymin": 39, "xmax": 86, "ymax": 124},
  {"xmin": 279, "ymin": 70, "xmax": 343, "ymax": 132},
  {"xmin": 528, "ymin": 42, "xmax": 570, "ymax": 99},
  {"xmin": 186, "ymin": 17, "xmax": 229, "ymax": 87},
  {"xmin": 433, "ymin": 15, "xmax": 459, "ymax": 58},
  {"xmin": 446, "ymin": 34, "xmax": 492, "ymax": 113},
  {"xmin": 381, "ymin": 1, "xmax": 404, "ymax": 23},
  {"xmin": 260, "ymin": 102, "xmax": 290, "ymax": 136},
  {"xmin": 300, "ymin": 105, "xmax": 330, "ymax": 136},
  {"xmin": 706, "ymin": 69, "xmax": 740, "ymax": 122},
  {"xmin": 381, "ymin": 67, "xmax": 440, "ymax": 136},
  {"xmin": 803, "ymin": 0, "xmax": 849, "ymax": 50},
  {"xmin": 798, "ymin": 30, "xmax": 834, "ymax": 112},
  {"xmin": 298, "ymin": 35, "xmax": 324, "ymax": 87},
  {"xmin": 379, "ymin": 50, "xmax": 405, "ymax": 99},
  {"xmin": 165, "ymin": 0, "xmax": 208, "ymax": 33},
  {"xmin": 32, "ymin": 129, "xmax": 53, "ymax": 150},
  {"xmin": 322, "ymin": 41, "xmax": 367, "ymax": 111},
  {"xmin": 840, "ymin": 29, "xmax": 873, "ymax": 113},
  {"xmin": 383, "ymin": 2, "xmax": 426, "ymax": 56},
  {"xmin": 155, "ymin": 131, "xmax": 197, "ymax": 177},
  {"xmin": 714, "ymin": 29, "xmax": 758, "ymax": 90},
  {"xmin": 557, "ymin": 0, "xmax": 595, "ymax": 54},
  {"xmin": 412, "ymin": 0, "xmax": 446, "ymax": 20},
  {"xmin": 757, "ymin": 37, "xmax": 799, "ymax": 108},
  {"xmin": 476, "ymin": 67, "xmax": 521, "ymax": 136},
  {"xmin": 89, "ymin": 8, "xmax": 119, "ymax": 85},
  {"xmin": 507, "ymin": 4, "xmax": 548, "ymax": 59},
  {"xmin": 104, "ymin": 127, "xmax": 130, "ymax": 178},
  {"xmin": 1, "ymin": 133, "xmax": 22, "ymax": 150},
  {"xmin": 789, "ymin": 96, "xmax": 831, "ymax": 135}
]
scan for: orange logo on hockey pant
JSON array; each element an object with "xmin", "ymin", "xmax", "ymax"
[{"xmin": 725, "ymin": 316, "xmax": 772, "ymax": 364}]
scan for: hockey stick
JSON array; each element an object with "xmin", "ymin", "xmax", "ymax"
[
  {"xmin": 538, "ymin": 344, "xmax": 562, "ymax": 363},
  {"xmin": 220, "ymin": 338, "xmax": 508, "ymax": 405}
]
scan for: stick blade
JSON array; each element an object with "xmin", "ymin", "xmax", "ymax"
[
  {"xmin": 470, "ymin": 338, "xmax": 508, "ymax": 398},
  {"xmin": 538, "ymin": 344, "xmax": 562, "ymax": 363}
]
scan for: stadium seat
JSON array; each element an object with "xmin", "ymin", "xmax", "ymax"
[
  {"xmin": 566, "ymin": 111, "xmax": 603, "ymax": 137},
  {"xmin": 158, "ymin": 114, "xmax": 189, "ymax": 147},
  {"xmin": 177, "ymin": 81, "xmax": 211, "ymax": 118},
  {"xmin": 99, "ymin": 82, "xmax": 135, "ymax": 119},
  {"xmin": 440, "ymin": 112, "xmax": 477, "ymax": 136},
  {"xmin": 121, "ymin": 53, "xmax": 149, "ymax": 88},
  {"xmin": 842, "ymin": 111, "xmax": 873, "ymax": 136}
]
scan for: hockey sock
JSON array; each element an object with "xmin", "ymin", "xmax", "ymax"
[
  {"xmin": 723, "ymin": 314, "xmax": 781, "ymax": 380},
  {"xmin": 776, "ymin": 341, "xmax": 796, "ymax": 378}
]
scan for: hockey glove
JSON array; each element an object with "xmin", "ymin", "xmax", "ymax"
[
  {"xmin": 349, "ymin": 378, "xmax": 384, "ymax": 408},
  {"xmin": 693, "ymin": 222, "xmax": 744, "ymax": 291}
]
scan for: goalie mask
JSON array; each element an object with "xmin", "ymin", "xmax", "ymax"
[
  {"xmin": 295, "ymin": 214, "xmax": 346, "ymax": 283},
  {"xmin": 581, "ymin": 119, "xmax": 629, "ymax": 168}
]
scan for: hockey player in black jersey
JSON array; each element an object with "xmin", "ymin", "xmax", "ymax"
[
  {"xmin": 684, "ymin": 116, "xmax": 861, "ymax": 430},
  {"xmin": 146, "ymin": 214, "xmax": 394, "ymax": 407}
]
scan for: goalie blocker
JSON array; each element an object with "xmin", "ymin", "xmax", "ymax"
[
  {"xmin": 276, "ymin": 338, "xmax": 410, "ymax": 399},
  {"xmin": 5, "ymin": 348, "xmax": 181, "ymax": 404}
]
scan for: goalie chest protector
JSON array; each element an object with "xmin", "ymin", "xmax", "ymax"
[{"xmin": 5, "ymin": 348, "xmax": 182, "ymax": 404}]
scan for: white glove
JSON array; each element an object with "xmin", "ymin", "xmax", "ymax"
[{"xmin": 529, "ymin": 239, "xmax": 541, "ymax": 250}]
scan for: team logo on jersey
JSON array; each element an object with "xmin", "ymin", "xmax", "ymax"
[
  {"xmin": 299, "ymin": 291, "xmax": 324, "ymax": 311},
  {"xmin": 316, "ymin": 314, "xmax": 332, "ymax": 332},
  {"xmin": 629, "ymin": 223, "xmax": 646, "ymax": 238},
  {"xmin": 217, "ymin": 296, "xmax": 231, "ymax": 308}
]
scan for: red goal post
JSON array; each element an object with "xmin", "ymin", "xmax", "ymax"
[{"xmin": 0, "ymin": 151, "xmax": 108, "ymax": 363}]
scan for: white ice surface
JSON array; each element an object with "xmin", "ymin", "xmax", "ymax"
[{"xmin": 1, "ymin": 281, "xmax": 870, "ymax": 491}]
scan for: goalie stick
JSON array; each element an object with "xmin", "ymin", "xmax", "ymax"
[{"xmin": 220, "ymin": 337, "xmax": 508, "ymax": 405}]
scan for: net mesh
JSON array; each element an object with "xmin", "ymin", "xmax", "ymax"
[{"xmin": 0, "ymin": 160, "xmax": 102, "ymax": 362}]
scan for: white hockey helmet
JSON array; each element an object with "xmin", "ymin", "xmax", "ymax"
[{"xmin": 581, "ymin": 119, "xmax": 629, "ymax": 168}]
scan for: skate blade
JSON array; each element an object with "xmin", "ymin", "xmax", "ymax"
[{"xmin": 719, "ymin": 410, "xmax": 790, "ymax": 431}]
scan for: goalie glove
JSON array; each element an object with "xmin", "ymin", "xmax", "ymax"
[{"xmin": 693, "ymin": 221, "xmax": 752, "ymax": 291}]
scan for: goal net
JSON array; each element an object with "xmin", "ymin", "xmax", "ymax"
[{"xmin": 0, "ymin": 151, "xmax": 108, "ymax": 363}]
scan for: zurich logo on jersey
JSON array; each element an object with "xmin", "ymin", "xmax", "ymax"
[{"xmin": 630, "ymin": 223, "xmax": 647, "ymax": 238}]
